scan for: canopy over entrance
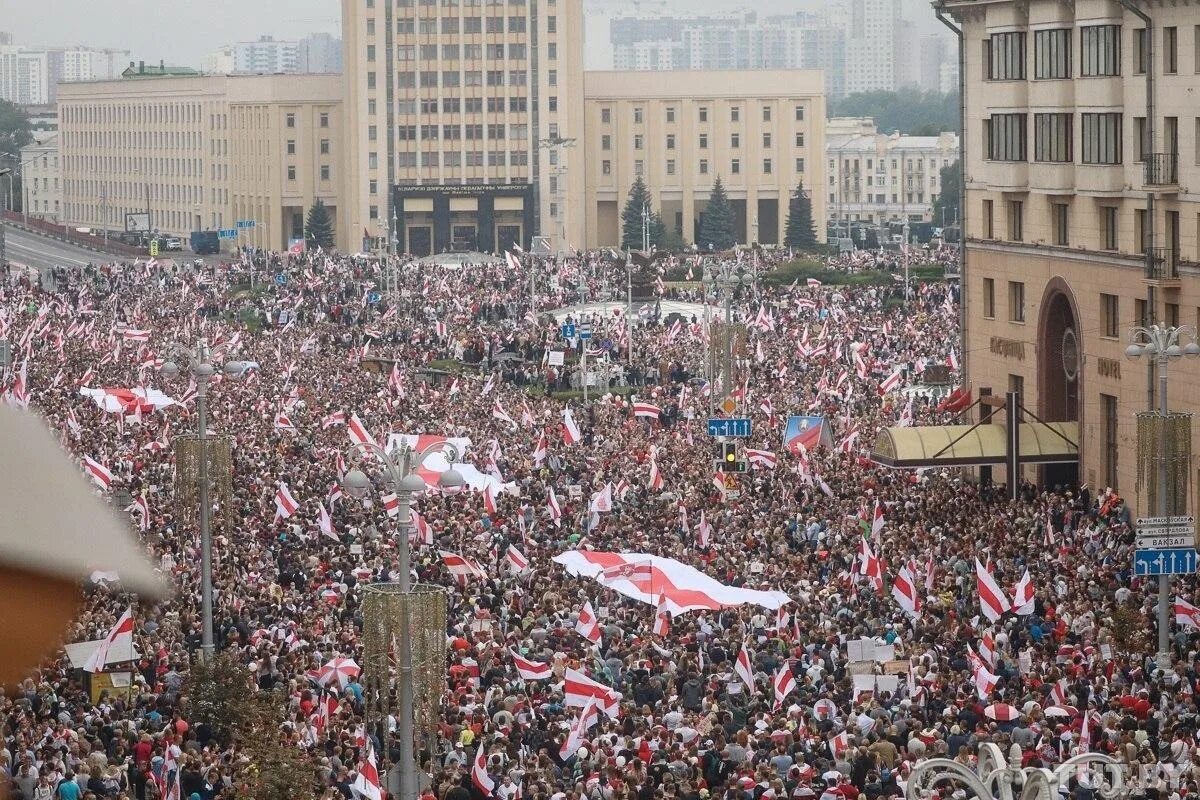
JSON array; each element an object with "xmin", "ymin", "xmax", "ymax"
[{"xmin": 871, "ymin": 421, "xmax": 1079, "ymax": 468}]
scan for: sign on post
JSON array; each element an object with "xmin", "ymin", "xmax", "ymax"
[
  {"xmin": 1134, "ymin": 548, "xmax": 1199, "ymax": 576},
  {"xmin": 124, "ymin": 212, "xmax": 150, "ymax": 233},
  {"xmin": 707, "ymin": 417, "xmax": 752, "ymax": 438},
  {"xmin": 560, "ymin": 323, "xmax": 576, "ymax": 339},
  {"xmin": 217, "ymin": 228, "xmax": 238, "ymax": 239},
  {"xmin": 149, "ymin": 240, "xmax": 159, "ymax": 257},
  {"xmin": 274, "ymin": 273, "xmax": 287, "ymax": 286},
  {"xmin": 235, "ymin": 220, "xmax": 257, "ymax": 229},
  {"xmin": 578, "ymin": 322, "xmax": 592, "ymax": 341}
]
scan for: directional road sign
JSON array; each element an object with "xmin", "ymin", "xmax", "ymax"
[
  {"xmin": 217, "ymin": 228, "xmax": 238, "ymax": 239},
  {"xmin": 707, "ymin": 417, "xmax": 752, "ymax": 438},
  {"xmin": 1134, "ymin": 548, "xmax": 1199, "ymax": 576},
  {"xmin": 1136, "ymin": 516, "xmax": 1194, "ymax": 533},
  {"xmin": 560, "ymin": 323, "xmax": 575, "ymax": 339},
  {"xmin": 274, "ymin": 273, "xmax": 287, "ymax": 286},
  {"xmin": 578, "ymin": 322, "xmax": 592, "ymax": 341},
  {"xmin": 235, "ymin": 219, "xmax": 257, "ymax": 229},
  {"xmin": 1136, "ymin": 533, "xmax": 1195, "ymax": 550}
]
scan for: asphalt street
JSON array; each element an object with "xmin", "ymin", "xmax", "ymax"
[{"xmin": 3, "ymin": 224, "xmax": 105, "ymax": 278}]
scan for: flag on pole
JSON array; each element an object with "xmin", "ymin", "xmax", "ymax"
[
  {"xmin": 347, "ymin": 413, "xmax": 378, "ymax": 448},
  {"xmin": 83, "ymin": 608, "xmax": 134, "ymax": 673},
  {"xmin": 471, "ymin": 743, "xmax": 495, "ymax": 797},
  {"xmin": 734, "ymin": 641, "xmax": 756, "ymax": 691},
  {"xmin": 275, "ymin": 483, "xmax": 300, "ymax": 519},
  {"xmin": 505, "ymin": 544, "xmax": 529, "ymax": 573},
  {"xmin": 509, "ymin": 648, "xmax": 552, "ymax": 680},
  {"xmin": 562, "ymin": 408, "xmax": 582, "ymax": 445},
  {"xmin": 83, "ymin": 456, "xmax": 114, "ymax": 490},
  {"xmin": 652, "ymin": 594, "xmax": 671, "ymax": 637},
  {"xmin": 976, "ymin": 558, "xmax": 1012, "ymax": 622},
  {"xmin": 352, "ymin": 743, "xmax": 384, "ymax": 800},
  {"xmin": 318, "ymin": 503, "xmax": 338, "ymax": 541},
  {"xmin": 575, "ymin": 600, "xmax": 602, "ymax": 645}
]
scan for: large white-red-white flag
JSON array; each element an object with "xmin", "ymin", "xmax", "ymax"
[
  {"xmin": 652, "ymin": 594, "xmax": 671, "ymax": 637},
  {"xmin": 83, "ymin": 608, "xmax": 134, "ymax": 673},
  {"xmin": 558, "ymin": 698, "xmax": 600, "ymax": 759},
  {"xmin": 84, "ymin": 456, "xmax": 114, "ymax": 490},
  {"xmin": 509, "ymin": 648, "xmax": 552, "ymax": 680},
  {"xmin": 409, "ymin": 509, "xmax": 432, "ymax": 545},
  {"xmin": 734, "ymin": 641, "xmax": 756, "ymax": 692},
  {"xmin": 321, "ymin": 410, "xmax": 346, "ymax": 429},
  {"xmin": 773, "ymin": 664, "xmax": 797, "ymax": 709},
  {"xmin": 1176, "ymin": 597, "xmax": 1200, "ymax": 629},
  {"xmin": 275, "ymin": 483, "xmax": 300, "ymax": 519},
  {"xmin": 976, "ymin": 558, "xmax": 1012, "ymax": 622},
  {"xmin": 532, "ymin": 431, "xmax": 548, "ymax": 466},
  {"xmin": 125, "ymin": 494, "xmax": 149, "ymax": 531},
  {"xmin": 891, "ymin": 565, "xmax": 921, "ymax": 615},
  {"xmin": 1012, "ymin": 569, "xmax": 1035, "ymax": 615},
  {"xmin": 439, "ymin": 550, "xmax": 486, "ymax": 586},
  {"xmin": 318, "ymin": 503, "xmax": 338, "ymax": 541},
  {"xmin": 877, "ymin": 369, "xmax": 904, "ymax": 396},
  {"xmin": 563, "ymin": 667, "xmax": 622, "ymax": 717},
  {"xmin": 352, "ymin": 743, "xmax": 383, "ymax": 800},
  {"xmin": 347, "ymin": 413, "xmax": 378, "ymax": 448},
  {"xmin": 471, "ymin": 743, "xmax": 494, "ymax": 797},
  {"xmin": 505, "ymin": 544, "xmax": 529, "ymax": 574}
]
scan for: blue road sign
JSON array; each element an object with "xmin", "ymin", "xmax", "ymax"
[
  {"xmin": 274, "ymin": 273, "xmax": 287, "ymax": 286},
  {"xmin": 367, "ymin": 291, "xmax": 381, "ymax": 304},
  {"xmin": 707, "ymin": 417, "xmax": 753, "ymax": 438},
  {"xmin": 561, "ymin": 323, "xmax": 576, "ymax": 339},
  {"xmin": 1134, "ymin": 548, "xmax": 1199, "ymax": 576},
  {"xmin": 579, "ymin": 322, "xmax": 593, "ymax": 341},
  {"xmin": 217, "ymin": 228, "xmax": 238, "ymax": 239},
  {"xmin": 235, "ymin": 219, "xmax": 257, "ymax": 229}
]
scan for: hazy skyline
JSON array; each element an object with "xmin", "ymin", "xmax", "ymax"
[{"xmin": 3, "ymin": 0, "xmax": 947, "ymax": 69}]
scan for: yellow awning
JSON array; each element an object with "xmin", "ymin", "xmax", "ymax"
[{"xmin": 871, "ymin": 422, "xmax": 1078, "ymax": 468}]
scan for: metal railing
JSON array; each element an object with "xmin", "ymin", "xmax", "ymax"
[
  {"xmin": 1144, "ymin": 152, "xmax": 1178, "ymax": 186},
  {"xmin": 1145, "ymin": 247, "xmax": 1178, "ymax": 281}
]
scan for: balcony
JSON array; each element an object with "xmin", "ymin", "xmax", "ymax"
[
  {"xmin": 1143, "ymin": 247, "xmax": 1182, "ymax": 289},
  {"xmin": 1143, "ymin": 153, "xmax": 1179, "ymax": 192}
]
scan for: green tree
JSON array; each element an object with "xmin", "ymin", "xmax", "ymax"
[
  {"xmin": 699, "ymin": 177, "xmax": 736, "ymax": 251},
  {"xmin": 931, "ymin": 161, "xmax": 961, "ymax": 229},
  {"xmin": 829, "ymin": 89, "xmax": 959, "ymax": 136},
  {"xmin": 185, "ymin": 651, "xmax": 257, "ymax": 746},
  {"xmin": 0, "ymin": 100, "xmax": 32, "ymax": 212},
  {"xmin": 236, "ymin": 695, "xmax": 319, "ymax": 800},
  {"xmin": 784, "ymin": 180, "xmax": 818, "ymax": 250},
  {"xmin": 305, "ymin": 199, "xmax": 334, "ymax": 250},
  {"xmin": 621, "ymin": 176, "xmax": 655, "ymax": 250}
]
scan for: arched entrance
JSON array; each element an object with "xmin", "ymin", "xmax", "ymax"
[{"xmin": 1037, "ymin": 279, "xmax": 1081, "ymax": 488}]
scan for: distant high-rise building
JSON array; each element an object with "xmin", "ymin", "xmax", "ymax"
[
  {"xmin": 613, "ymin": 40, "xmax": 681, "ymax": 71},
  {"xmin": 44, "ymin": 47, "xmax": 130, "ymax": 100},
  {"xmin": 298, "ymin": 33, "xmax": 342, "ymax": 73},
  {"xmin": 844, "ymin": 0, "xmax": 901, "ymax": 94},
  {"xmin": 233, "ymin": 36, "xmax": 299, "ymax": 74},
  {"xmin": 0, "ymin": 47, "xmax": 49, "ymax": 105},
  {"xmin": 201, "ymin": 46, "xmax": 236, "ymax": 74}
]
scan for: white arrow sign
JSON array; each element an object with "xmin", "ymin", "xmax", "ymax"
[
  {"xmin": 1136, "ymin": 533, "xmax": 1196, "ymax": 550},
  {"xmin": 1137, "ymin": 516, "xmax": 1194, "ymax": 527}
]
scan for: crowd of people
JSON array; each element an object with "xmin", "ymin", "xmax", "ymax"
[{"xmin": 0, "ymin": 243, "xmax": 1190, "ymax": 800}]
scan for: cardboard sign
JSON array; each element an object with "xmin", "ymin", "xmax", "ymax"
[{"xmin": 548, "ymin": 351, "xmax": 565, "ymax": 366}]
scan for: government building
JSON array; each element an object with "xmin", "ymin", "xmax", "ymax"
[{"xmin": 943, "ymin": 0, "xmax": 1200, "ymax": 502}]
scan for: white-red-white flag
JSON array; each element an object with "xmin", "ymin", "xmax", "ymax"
[
  {"xmin": 381, "ymin": 492, "xmax": 400, "ymax": 518},
  {"xmin": 1176, "ymin": 597, "xmax": 1200, "ymax": 629},
  {"xmin": 1012, "ymin": 569, "xmax": 1035, "ymax": 615},
  {"xmin": 483, "ymin": 484, "xmax": 498, "ymax": 516},
  {"xmin": 745, "ymin": 449, "xmax": 778, "ymax": 469},
  {"xmin": 652, "ymin": 594, "xmax": 671, "ymax": 637},
  {"xmin": 547, "ymin": 487, "xmax": 562, "ymax": 527},
  {"xmin": 471, "ymin": 743, "xmax": 495, "ymax": 797},
  {"xmin": 509, "ymin": 648, "xmax": 552, "ymax": 680},
  {"xmin": 318, "ymin": 503, "xmax": 338, "ymax": 541},
  {"xmin": 829, "ymin": 731, "xmax": 850, "ymax": 760},
  {"xmin": 563, "ymin": 667, "xmax": 622, "ymax": 717},
  {"xmin": 532, "ymin": 431, "xmax": 548, "ymax": 467},
  {"xmin": 125, "ymin": 494, "xmax": 150, "ymax": 531},
  {"xmin": 734, "ymin": 641, "xmax": 756, "ymax": 691},
  {"xmin": 83, "ymin": 608, "xmax": 134, "ymax": 673},
  {"xmin": 505, "ymin": 544, "xmax": 529, "ymax": 573},
  {"xmin": 891, "ymin": 565, "xmax": 921, "ymax": 615},
  {"xmin": 877, "ymin": 368, "xmax": 904, "ymax": 396},
  {"xmin": 558, "ymin": 698, "xmax": 600, "ymax": 759},
  {"xmin": 352, "ymin": 743, "xmax": 384, "ymax": 800},
  {"xmin": 632, "ymin": 401, "xmax": 662, "ymax": 419},
  {"xmin": 773, "ymin": 664, "xmax": 797, "ymax": 709},
  {"xmin": 83, "ymin": 456, "xmax": 114, "ymax": 490},
  {"xmin": 439, "ymin": 550, "xmax": 486, "ymax": 586},
  {"xmin": 409, "ymin": 509, "xmax": 432, "ymax": 546},
  {"xmin": 347, "ymin": 413, "xmax": 378, "ymax": 449},
  {"xmin": 575, "ymin": 600, "xmax": 602, "ymax": 645},
  {"xmin": 321, "ymin": 410, "xmax": 346, "ymax": 429},
  {"xmin": 696, "ymin": 509, "xmax": 712, "ymax": 548},
  {"xmin": 274, "ymin": 411, "xmax": 296, "ymax": 432},
  {"xmin": 562, "ymin": 408, "xmax": 582, "ymax": 445},
  {"xmin": 588, "ymin": 483, "xmax": 613, "ymax": 514},
  {"xmin": 275, "ymin": 483, "xmax": 300, "ymax": 519},
  {"xmin": 976, "ymin": 558, "xmax": 1012, "ymax": 622}
]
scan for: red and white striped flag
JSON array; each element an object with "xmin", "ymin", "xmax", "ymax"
[
  {"xmin": 696, "ymin": 509, "xmax": 712, "ymax": 548},
  {"xmin": 347, "ymin": 413, "xmax": 378, "ymax": 448},
  {"xmin": 1012, "ymin": 569, "xmax": 1035, "ymax": 615},
  {"xmin": 409, "ymin": 509, "xmax": 432, "ymax": 545},
  {"xmin": 745, "ymin": 448, "xmax": 777, "ymax": 469},
  {"xmin": 1176, "ymin": 597, "xmax": 1200, "ymax": 629},
  {"xmin": 546, "ymin": 487, "xmax": 562, "ymax": 527},
  {"xmin": 83, "ymin": 456, "xmax": 114, "ymax": 490},
  {"xmin": 352, "ymin": 743, "xmax": 383, "ymax": 800},
  {"xmin": 828, "ymin": 731, "xmax": 850, "ymax": 760},
  {"xmin": 562, "ymin": 408, "xmax": 582, "ymax": 445},
  {"xmin": 322, "ymin": 410, "xmax": 346, "ymax": 429},
  {"xmin": 773, "ymin": 664, "xmax": 797, "ymax": 709},
  {"xmin": 381, "ymin": 492, "xmax": 400, "ymax": 518},
  {"xmin": 891, "ymin": 565, "xmax": 921, "ymax": 615},
  {"xmin": 318, "ymin": 503, "xmax": 338, "ymax": 541},
  {"xmin": 483, "ymin": 484, "xmax": 498, "ymax": 516},
  {"xmin": 976, "ymin": 558, "xmax": 1012, "ymax": 622},
  {"xmin": 439, "ymin": 550, "xmax": 486, "ymax": 586},
  {"xmin": 509, "ymin": 648, "xmax": 552, "ymax": 680},
  {"xmin": 652, "ymin": 594, "xmax": 671, "ymax": 637},
  {"xmin": 531, "ymin": 431, "xmax": 548, "ymax": 467},
  {"xmin": 575, "ymin": 600, "xmax": 602, "ymax": 645},
  {"xmin": 648, "ymin": 458, "xmax": 664, "ymax": 490},
  {"xmin": 471, "ymin": 744, "xmax": 494, "ymax": 797},
  {"xmin": 274, "ymin": 411, "xmax": 296, "ymax": 432},
  {"xmin": 877, "ymin": 368, "xmax": 904, "ymax": 396},
  {"xmin": 275, "ymin": 483, "xmax": 300, "ymax": 519},
  {"xmin": 506, "ymin": 544, "xmax": 529, "ymax": 573},
  {"xmin": 734, "ymin": 640, "xmax": 756, "ymax": 691},
  {"xmin": 858, "ymin": 540, "xmax": 883, "ymax": 592},
  {"xmin": 632, "ymin": 401, "xmax": 662, "ymax": 419},
  {"xmin": 558, "ymin": 698, "xmax": 600, "ymax": 759},
  {"xmin": 563, "ymin": 667, "xmax": 622, "ymax": 717},
  {"xmin": 83, "ymin": 608, "xmax": 134, "ymax": 672},
  {"xmin": 125, "ymin": 494, "xmax": 150, "ymax": 531},
  {"xmin": 492, "ymin": 399, "xmax": 518, "ymax": 428}
]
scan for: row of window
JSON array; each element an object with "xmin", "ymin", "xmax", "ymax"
[
  {"xmin": 600, "ymin": 131, "xmax": 806, "ymax": 151},
  {"xmin": 369, "ymin": 13, "xmax": 551, "ymax": 35},
  {"xmin": 986, "ymin": 24, "xmax": 1193, "ymax": 80},
  {"xmin": 599, "ymin": 105, "xmax": 806, "ymax": 125},
  {"xmin": 394, "ymin": 123, "xmax": 529, "ymax": 140},
  {"xmin": 985, "ymin": 112, "xmax": 1124, "ymax": 165},
  {"xmin": 827, "ymin": 192, "xmax": 934, "ymax": 205},
  {"xmin": 602, "ymin": 157, "xmax": 796, "ymax": 177},
  {"xmin": 395, "ymin": 42, "xmax": 528, "ymax": 60},
  {"xmin": 391, "ymin": 151, "xmax": 531, "ymax": 166},
  {"xmin": 366, "ymin": 0, "xmax": 540, "ymax": 8},
  {"xmin": 285, "ymin": 164, "xmax": 334, "ymax": 181},
  {"xmin": 377, "ymin": 92, "xmax": 532, "ymax": 113}
]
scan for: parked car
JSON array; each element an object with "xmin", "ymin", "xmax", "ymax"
[{"xmin": 163, "ymin": 237, "xmax": 183, "ymax": 251}]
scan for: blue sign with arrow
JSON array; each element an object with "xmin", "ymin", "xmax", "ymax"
[
  {"xmin": 1134, "ymin": 548, "xmax": 1199, "ymax": 576},
  {"xmin": 560, "ymin": 323, "xmax": 576, "ymax": 339},
  {"xmin": 707, "ymin": 417, "xmax": 752, "ymax": 438}
]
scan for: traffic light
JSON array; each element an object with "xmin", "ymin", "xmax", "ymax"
[{"xmin": 721, "ymin": 442, "xmax": 738, "ymax": 472}]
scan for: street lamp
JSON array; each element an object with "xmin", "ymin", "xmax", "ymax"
[
  {"xmin": 1125, "ymin": 323, "xmax": 1200, "ymax": 666},
  {"xmin": 341, "ymin": 439, "xmax": 464, "ymax": 800},
  {"xmin": 702, "ymin": 262, "xmax": 753, "ymax": 410},
  {"xmin": 160, "ymin": 341, "xmax": 253, "ymax": 660}
]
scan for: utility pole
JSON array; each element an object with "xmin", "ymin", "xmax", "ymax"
[{"xmin": 641, "ymin": 203, "xmax": 650, "ymax": 252}]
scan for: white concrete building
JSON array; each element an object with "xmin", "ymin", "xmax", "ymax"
[
  {"xmin": 20, "ymin": 136, "xmax": 60, "ymax": 222},
  {"xmin": 844, "ymin": 0, "xmax": 901, "ymax": 94},
  {"xmin": 233, "ymin": 37, "xmax": 299, "ymax": 74},
  {"xmin": 0, "ymin": 47, "xmax": 49, "ymax": 105},
  {"xmin": 298, "ymin": 33, "xmax": 343, "ymax": 74},
  {"xmin": 826, "ymin": 117, "xmax": 959, "ymax": 228}
]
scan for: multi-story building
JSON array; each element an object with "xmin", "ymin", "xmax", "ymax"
[
  {"xmin": 57, "ymin": 73, "xmax": 343, "ymax": 250},
  {"xmin": 201, "ymin": 47, "xmax": 237, "ymax": 75},
  {"xmin": 845, "ymin": 0, "xmax": 901, "ymax": 94},
  {"xmin": 943, "ymin": 0, "xmax": 1200, "ymax": 498},
  {"xmin": 234, "ymin": 36, "xmax": 301, "ymax": 74},
  {"xmin": 48, "ymin": 47, "xmax": 128, "ymax": 94},
  {"xmin": 0, "ymin": 46, "xmax": 49, "ymax": 105},
  {"xmin": 613, "ymin": 40, "xmax": 682, "ymax": 71},
  {"xmin": 826, "ymin": 117, "xmax": 959, "ymax": 229},
  {"xmin": 20, "ymin": 136, "xmax": 60, "ymax": 223},
  {"xmin": 299, "ymin": 33, "xmax": 344, "ymax": 74},
  {"xmin": 341, "ymin": 0, "xmax": 586, "ymax": 255},
  {"xmin": 582, "ymin": 70, "xmax": 826, "ymax": 249}
]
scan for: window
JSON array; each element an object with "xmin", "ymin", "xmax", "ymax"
[
  {"xmin": 762, "ymin": 158, "xmax": 772, "ymax": 174},
  {"xmin": 1034, "ymin": 113, "xmax": 1072, "ymax": 162},
  {"xmin": 369, "ymin": 205, "xmax": 378, "ymax": 220},
  {"xmin": 634, "ymin": 108, "xmax": 643, "ymax": 124},
  {"xmin": 699, "ymin": 107, "xmax": 708, "ymax": 122},
  {"xmin": 286, "ymin": 113, "xmax": 296, "ymax": 128},
  {"xmin": 369, "ymin": 179, "xmax": 377, "ymax": 194},
  {"xmin": 795, "ymin": 132, "xmax": 805, "ymax": 147},
  {"xmin": 548, "ymin": 96, "xmax": 557, "ymax": 112},
  {"xmin": 763, "ymin": 106, "xmax": 772, "ymax": 122},
  {"xmin": 601, "ymin": 135, "xmax": 611, "ymax": 150},
  {"xmin": 1035, "ymin": 29, "xmax": 1071, "ymax": 79},
  {"xmin": 548, "ymin": 43, "xmax": 556, "ymax": 59},
  {"xmin": 983, "ymin": 278, "xmax": 996, "ymax": 318},
  {"xmin": 795, "ymin": 105, "xmax": 804, "ymax": 121},
  {"xmin": 1135, "ymin": 208, "xmax": 1147, "ymax": 253},
  {"xmin": 443, "ymin": 17, "xmax": 459, "ymax": 33},
  {"xmin": 666, "ymin": 107, "xmax": 675, "ymax": 123},
  {"xmin": 601, "ymin": 108, "xmax": 610, "ymax": 124},
  {"xmin": 1052, "ymin": 202, "xmax": 1069, "ymax": 246},
  {"xmin": 1081, "ymin": 113, "xmax": 1122, "ymax": 164},
  {"xmin": 795, "ymin": 158, "xmax": 805, "ymax": 172},
  {"xmin": 507, "ymin": 44, "xmax": 526, "ymax": 59},
  {"xmin": 1135, "ymin": 298, "xmax": 1148, "ymax": 329},
  {"xmin": 1100, "ymin": 206, "xmax": 1119, "ymax": 250},
  {"xmin": 1196, "ymin": 25, "xmax": 1200, "ymax": 73},
  {"xmin": 731, "ymin": 107, "xmax": 740, "ymax": 122},
  {"xmin": 1101, "ymin": 293, "xmax": 1120, "ymax": 337},
  {"xmin": 667, "ymin": 159, "xmax": 676, "ymax": 175},
  {"xmin": 1009, "ymin": 373, "xmax": 1025, "ymax": 399},
  {"xmin": 547, "ymin": 15, "xmax": 556, "ymax": 32},
  {"xmin": 368, "ymin": 125, "xmax": 378, "ymax": 141},
  {"xmin": 368, "ymin": 151, "xmax": 378, "ymax": 169},
  {"xmin": 634, "ymin": 134, "xmax": 643, "ymax": 150},
  {"xmin": 486, "ymin": 16, "xmax": 503, "ymax": 32},
  {"xmin": 320, "ymin": 165, "xmax": 331, "ymax": 181},
  {"xmin": 287, "ymin": 165, "xmax": 296, "ymax": 181},
  {"xmin": 731, "ymin": 133, "xmax": 740, "ymax": 148},
  {"xmin": 731, "ymin": 158, "xmax": 740, "ymax": 174},
  {"xmin": 1167, "ymin": 302, "xmax": 1180, "ymax": 328},
  {"xmin": 367, "ymin": 72, "xmax": 376, "ymax": 89},
  {"xmin": 1134, "ymin": 116, "xmax": 1148, "ymax": 161},
  {"xmin": 1101, "ymin": 394, "xmax": 1118, "ymax": 489},
  {"xmin": 1134, "ymin": 28, "xmax": 1148, "ymax": 74},
  {"xmin": 986, "ymin": 113, "xmax": 1027, "ymax": 161},
  {"xmin": 1008, "ymin": 281, "xmax": 1025, "ymax": 322},
  {"xmin": 988, "ymin": 32, "xmax": 1026, "ymax": 80},
  {"xmin": 666, "ymin": 134, "xmax": 675, "ymax": 150},
  {"xmin": 699, "ymin": 159, "xmax": 708, "ymax": 174},
  {"xmin": 763, "ymin": 132, "xmax": 771, "ymax": 147},
  {"xmin": 366, "ymin": 44, "xmax": 377, "ymax": 62},
  {"xmin": 286, "ymin": 139, "xmax": 296, "ymax": 155},
  {"xmin": 1008, "ymin": 200, "xmax": 1024, "ymax": 241},
  {"xmin": 634, "ymin": 159, "xmax": 643, "ymax": 176},
  {"xmin": 983, "ymin": 199, "xmax": 994, "ymax": 238},
  {"xmin": 463, "ymin": 17, "xmax": 481, "ymax": 32},
  {"xmin": 1164, "ymin": 26, "xmax": 1178, "ymax": 73},
  {"xmin": 548, "ymin": 69, "xmax": 557, "ymax": 86},
  {"xmin": 602, "ymin": 160, "xmax": 611, "ymax": 175},
  {"xmin": 699, "ymin": 134, "xmax": 708, "ymax": 149}
]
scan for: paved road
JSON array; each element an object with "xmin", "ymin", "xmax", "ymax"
[{"xmin": 3, "ymin": 224, "xmax": 106, "ymax": 278}]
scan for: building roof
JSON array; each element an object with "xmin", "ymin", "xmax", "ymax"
[
  {"xmin": 121, "ymin": 62, "xmax": 200, "ymax": 78},
  {"xmin": 584, "ymin": 69, "xmax": 825, "ymax": 99}
]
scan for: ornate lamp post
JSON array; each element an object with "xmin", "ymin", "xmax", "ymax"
[{"xmin": 905, "ymin": 743, "xmax": 1124, "ymax": 800}]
